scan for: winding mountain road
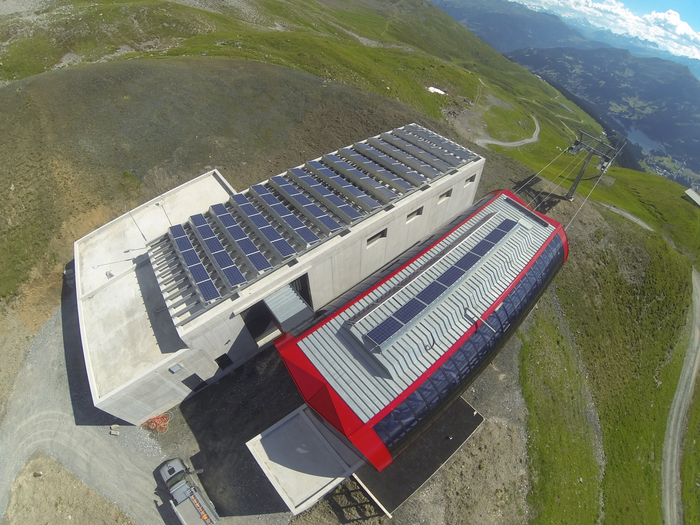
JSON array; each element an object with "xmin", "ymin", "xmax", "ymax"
[
  {"xmin": 662, "ymin": 269, "xmax": 700, "ymax": 525},
  {"xmin": 476, "ymin": 115, "xmax": 539, "ymax": 148}
]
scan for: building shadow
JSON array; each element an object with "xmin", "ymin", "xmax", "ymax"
[
  {"xmin": 179, "ymin": 345, "xmax": 304, "ymax": 517},
  {"xmin": 511, "ymin": 176, "xmax": 565, "ymax": 215},
  {"xmin": 133, "ymin": 254, "xmax": 187, "ymax": 355},
  {"xmin": 61, "ymin": 260, "xmax": 129, "ymax": 426},
  {"xmin": 326, "ymin": 479, "xmax": 382, "ymax": 523}
]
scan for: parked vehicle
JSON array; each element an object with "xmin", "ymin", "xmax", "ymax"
[{"xmin": 159, "ymin": 458, "xmax": 219, "ymax": 525}]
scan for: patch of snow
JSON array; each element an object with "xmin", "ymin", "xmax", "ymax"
[{"xmin": 428, "ymin": 86, "xmax": 447, "ymax": 95}]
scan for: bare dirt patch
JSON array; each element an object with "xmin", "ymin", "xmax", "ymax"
[{"xmin": 1, "ymin": 451, "xmax": 136, "ymax": 525}]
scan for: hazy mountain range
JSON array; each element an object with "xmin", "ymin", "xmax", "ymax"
[{"xmin": 436, "ymin": 0, "xmax": 700, "ymax": 181}]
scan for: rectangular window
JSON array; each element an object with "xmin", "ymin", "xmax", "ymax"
[
  {"xmin": 406, "ymin": 206, "xmax": 424, "ymax": 223},
  {"xmin": 438, "ymin": 188, "xmax": 453, "ymax": 204},
  {"xmin": 464, "ymin": 174, "xmax": 476, "ymax": 187},
  {"xmin": 367, "ymin": 228, "xmax": 387, "ymax": 248}
]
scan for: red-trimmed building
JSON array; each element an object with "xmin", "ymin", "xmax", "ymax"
[{"xmin": 276, "ymin": 189, "xmax": 568, "ymax": 471}]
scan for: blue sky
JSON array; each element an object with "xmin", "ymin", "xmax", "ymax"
[{"xmin": 518, "ymin": 0, "xmax": 700, "ymax": 59}]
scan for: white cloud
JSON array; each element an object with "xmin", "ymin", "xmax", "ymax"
[{"xmin": 517, "ymin": 0, "xmax": 700, "ymax": 60}]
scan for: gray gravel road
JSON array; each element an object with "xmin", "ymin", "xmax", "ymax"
[
  {"xmin": 0, "ymin": 300, "xmax": 167, "ymax": 524},
  {"xmin": 662, "ymin": 269, "xmax": 700, "ymax": 525}
]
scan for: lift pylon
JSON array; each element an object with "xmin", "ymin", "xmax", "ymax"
[{"xmin": 564, "ymin": 131, "xmax": 621, "ymax": 201}]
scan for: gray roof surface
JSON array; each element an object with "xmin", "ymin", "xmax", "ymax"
[
  {"xmin": 147, "ymin": 124, "xmax": 481, "ymax": 327},
  {"xmin": 297, "ymin": 194, "xmax": 555, "ymax": 422}
]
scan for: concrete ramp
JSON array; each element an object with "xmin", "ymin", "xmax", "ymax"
[
  {"xmin": 246, "ymin": 405, "xmax": 365, "ymax": 515},
  {"xmin": 263, "ymin": 285, "xmax": 314, "ymax": 333}
]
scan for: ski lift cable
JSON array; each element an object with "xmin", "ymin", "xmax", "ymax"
[
  {"xmin": 515, "ymin": 148, "xmax": 567, "ymax": 196},
  {"xmin": 565, "ymin": 147, "xmax": 624, "ymax": 231},
  {"xmin": 532, "ymin": 152, "xmax": 586, "ymax": 212},
  {"xmin": 528, "ymin": 150, "xmax": 585, "ymax": 209}
]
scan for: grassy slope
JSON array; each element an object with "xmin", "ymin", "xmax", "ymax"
[
  {"xmin": 556, "ymin": 213, "xmax": 691, "ymax": 523},
  {"xmin": 520, "ymin": 295, "xmax": 601, "ymax": 524},
  {"xmin": 0, "ymin": 0, "xmax": 603, "ymax": 297}
]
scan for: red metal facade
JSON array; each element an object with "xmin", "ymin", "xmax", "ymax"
[{"xmin": 274, "ymin": 190, "xmax": 568, "ymax": 470}]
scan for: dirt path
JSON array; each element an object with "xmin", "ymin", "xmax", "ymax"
[
  {"xmin": 476, "ymin": 115, "xmax": 539, "ymax": 148},
  {"xmin": 662, "ymin": 269, "xmax": 700, "ymax": 525},
  {"xmin": 598, "ymin": 203, "xmax": 654, "ymax": 231}
]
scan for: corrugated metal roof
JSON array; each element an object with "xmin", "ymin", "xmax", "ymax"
[{"xmin": 297, "ymin": 194, "xmax": 554, "ymax": 422}]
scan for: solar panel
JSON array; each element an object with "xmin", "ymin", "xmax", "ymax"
[
  {"xmin": 197, "ymin": 225, "xmax": 216, "ymax": 239},
  {"xmin": 261, "ymin": 226, "xmax": 282, "ymax": 241},
  {"xmin": 181, "ymin": 249, "xmax": 200, "ymax": 266},
  {"xmin": 367, "ymin": 137, "xmax": 440, "ymax": 179},
  {"xmin": 226, "ymin": 225, "xmax": 247, "ymax": 241},
  {"xmin": 339, "ymin": 148, "xmax": 414, "ymax": 192},
  {"xmin": 198, "ymin": 280, "xmax": 221, "ymax": 302},
  {"xmin": 175, "ymin": 236, "xmax": 193, "ymax": 251},
  {"xmin": 270, "ymin": 174, "xmax": 343, "ymax": 234},
  {"xmin": 248, "ymin": 252, "xmax": 272, "ymax": 271},
  {"xmin": 232, "ymin": 194, "xmax": 248, "ymax": 205},
  {"xmin": 285, "ymin": 215, "xmax": 305, "ymax": 229},
  {"xmin": 218, "ymin": 213, "xmax": 237, "ymax": 228},
  {"xmin": 484, "ymin": 229, "xmax": 507, "ymax": 244},
  {"xmin": 380, "ymin": 133, "xmax": 454, "ymax": 171},
  {"xmin": 204, "ymin": 237, "xmax": 223, "ymax": 253},
  {"xmin": 498, "ymin": 218, "xmax": 518, "ymax": 232},
  {"xmin": 300, "ymin": 164, "xmax": 381, "ymax": 213},
  {"xmin": 416, "ymin": 281, "xmax": 446, "ymax": 304},
  {"xmin": 213, "ymin": 251, "xmax": 234, "ymax": 269},
  {"xmin": 455, "ymin": 252, "xmax": 480, "ymax": 271},
  {"xmin": 190, "ymin": 214, "xmax": 207, "ymax": 227},
  {"xmin": 297, "ymin": 228, "xmax": 319, "ymax": 244},
  {"xmin": 352, "ymin": 143, "xmax": 426, "ymax": 187},
  {"xmin": 273, "ymin": 239, "xmax": 296, "ymax": 257},
  {"xmin": 170, "ymin": 224, "xmax": 186, "ymax": 238},
  {"xmin": 211, "ymin": 203, "xmax": 228, "ymax": 215},
  {"xmin": 391, "ymin": 128, "xmax": 463, "ymax": 167},
  {"xmin": 405, "ymin": 124, "xmax": 477, "ymax": 162},
  {"xmin": 189, "ymin": 263, "xmax": 209, "ymax": 283},
  {"xmin": 437, "ymin": 266, "xmax": 465, "ymax": 287},
  {"xmin": 366, "ymin": 317, "xmax": 403, "ymax": 346},
  {"xmin": 237, "ymin": 238, "xmax": 257, "ymax": 255},
  {"xmin": 222, "ymin": 266, "xmax": 246, "ymax": 287},
  {"xmin": 394, "ymin": 299, "xmax": 427, "ymax": 324},
  {"xmin": 252, "ymin": 180, "xmax": 316, "ymax": 248},
  {"xmin": 471, "ymin": 240, "xmax": 493, "ymax": 257},
  {"xmin": 322, "ymin": 154, "xmax": 398, "ymax": 203}
]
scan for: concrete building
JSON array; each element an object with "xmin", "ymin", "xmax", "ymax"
[{"xmin": 75, "ymin": 124, "xmax": 485, "ymax": 425}]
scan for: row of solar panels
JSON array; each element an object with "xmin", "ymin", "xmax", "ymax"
[
  {"xmin": 363, "ymin": 218, "xmax": 519, "ymax": 348},
  {"xmin": 153, "ymin": 123, "xmax": 478, "ymax": 310}
]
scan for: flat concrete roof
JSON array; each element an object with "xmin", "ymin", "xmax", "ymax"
[{"xmin": 75, "ymin": 171, "xmax": 235, "ymax": 398}]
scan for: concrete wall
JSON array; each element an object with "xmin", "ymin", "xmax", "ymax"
[{"xmin": 95, "ymin": 159, "xmax": 483, "ymax": 425}]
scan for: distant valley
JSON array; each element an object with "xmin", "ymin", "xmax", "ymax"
[
  {"xmin": 509, "ymin": 46, "xmax": 700, "ymax": 188},
  {"xmin": 437, "ymin": 0, "xmax": 700, "ymax": 189}
]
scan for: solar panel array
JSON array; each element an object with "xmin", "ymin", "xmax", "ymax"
[
  {"xmin": 270, "ymin": 174, "xmax": 343, "ymax": 233},
  {"xmin": 190, "ymin": 212, "xmax": 247, "ymax": 288},
  {"xmin": 150, "ymin": 123, "xmax": 481, "ymax": 320},
  {"xmin": 321, "ymin": 154, "xmax": 398, "ymax": 203},
  {"xmin": 168, "ymin": 224, "xmax": 222, "ymax": 302},
  {"xmin": 337, "ymin": 148, "xmax": 413, "ymax": 193},
  {"xmin": 284, "ymin": 170, "xmax": 362, "ymax": 223},
  {"xmin": 365, "ymin": 218, "xmax": 518, "ymax": 347},
  {"xmin": 298, "ymin": 163, "xmax": 381, "ymax": 213}
]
